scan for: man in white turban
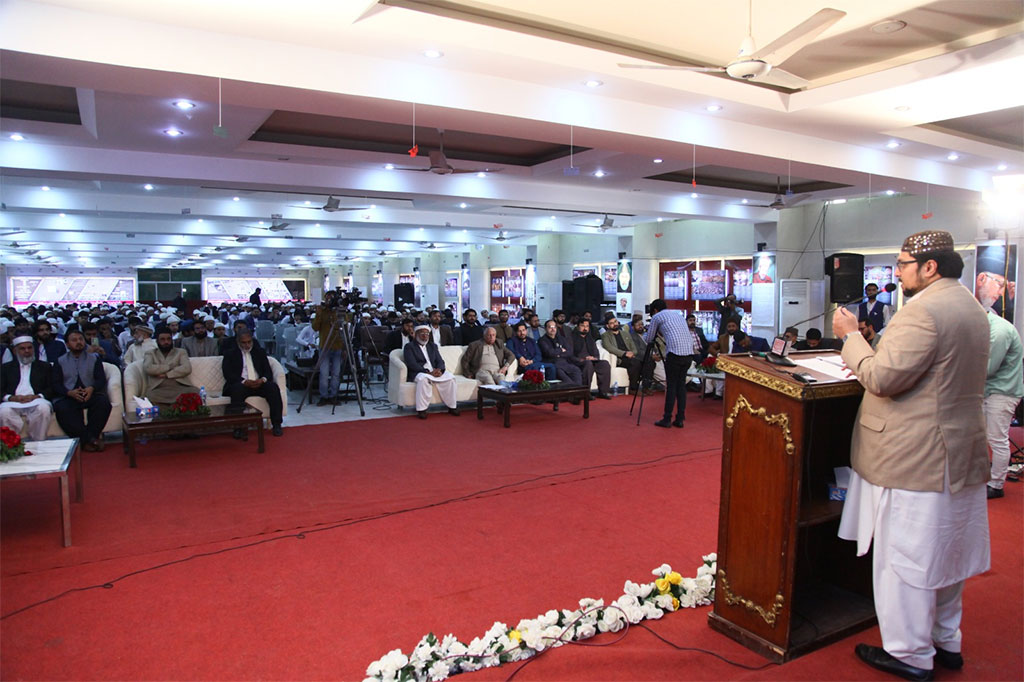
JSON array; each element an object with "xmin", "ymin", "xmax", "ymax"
[
  {"xmin": 402, "ymin": 325, "xmax": 459, "ymax": 419},
  {"xmin": 0, "ymin": 336, "xmax": 55, "ymax": 440}
]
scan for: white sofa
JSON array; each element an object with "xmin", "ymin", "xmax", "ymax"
[
  {"xmin": 41, "ymin": 362, "xmax": 123, "ymax": 438},
  {"xmin": 123, "ymin": 355, "xmax": 288, "ymax": 421},
  {"xmin": 387, "ymin": 344, "xmax": 628, "ymax": 409}
]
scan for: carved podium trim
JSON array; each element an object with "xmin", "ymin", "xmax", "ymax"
[
  {"xmin": 725, "ymin": 394, "xmax": 795, "ymax": 456},
  {"xmin": 718, "ymin": 569, "xmax": 786, "ymax": 627}
]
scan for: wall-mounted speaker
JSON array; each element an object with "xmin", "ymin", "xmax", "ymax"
[
  {"xmin": 394, "ymin": 282, "xmax": 414, "ymax": 308},
  {"xmin": 825, "ymin": 252, "xmax": 865, "ymax": 303}
]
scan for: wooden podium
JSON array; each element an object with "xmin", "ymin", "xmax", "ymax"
[{"xmin": 708, "ymin": 350, "xmax": 876, "ymax": 662}]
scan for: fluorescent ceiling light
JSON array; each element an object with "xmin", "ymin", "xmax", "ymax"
[
  {"xmin": 459, "ymin": 202, "xmax": 468, "ymax": 208},
  {"xmin": 9, "ymin": 133, "xmax": 24, "ymax": 141},
  {"xmin": 947, "ymin": 152, "xmax": 959, "ymax": 161},
  {"xmin": 476, "ymin": 172, "xmax": 486, "ymax": 178},
  {"xmin": 172, "ymin": 100, "xmax": 196, "ymax": 110},
  {"xmin": 885, "ymin": 190, "xmax": 895, "ymax": 196},
  {"xmin": 886, "ymin": 141, "xmax": 901, "ymax": 149},
  {"xmin": 232, "ymin": 196, "xmax": 240, "ymax": 201},
  {"xmin": 163, "ymin": 128, "xmax": 184, "ymax": 137},
  {"xmin": 593, "ymin": 170, "xmax": 606, "ymax": 178},
  {"xmin": 653, "ymin": 158, "xmax": 663, "ymax": 164},
  {"xmin": 143, "ymin": 183, "xmax": 154, "ymax": 190},
  {"xmin": 690, "ymin": 192, "xmax": 699, "ymax": 198},
  {"xmin": 384, "ymin": 164, "xmax": 395, "ymax": 170},
  {"xmin": 41, "ymin": 186, "xmax": 50, "ymax": 191}
]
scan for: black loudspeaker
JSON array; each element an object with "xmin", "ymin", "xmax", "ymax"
[
  {"xmin": 394, "ymin": 282, "xmax": 414, "ymax": 308},
  {"xmin": 561, "ymin": 280, "xmax": 575, "ymax": 315},
  {"xmin": 825, "ymin": 252, "xmax": 865, "ymax": 303},
  {"xmin": 573, "ymin": 275, "xmax": 604, "ymax": 318}
]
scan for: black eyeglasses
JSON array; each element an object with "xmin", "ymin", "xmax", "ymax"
[{"xmin": 895, "ymin": 259, "xmax": 918, "ymax": 271}]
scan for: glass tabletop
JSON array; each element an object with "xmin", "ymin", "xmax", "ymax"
[{"xmin": 123, "ymin": 403, "xmax": 261, "ymax": 425}]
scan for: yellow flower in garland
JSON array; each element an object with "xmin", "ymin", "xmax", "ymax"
[
  {"xmin": 672, "ymin": 596, "xmax": 680, "ymax": 610},
  {"xmin": 667, "ymin": 571, "xmax": 683, "ymax": 586},
  {"xmin": 655, "ymin": 577, "xmax": 671, "ymax": 594},
  {"xmin": 509, "ymin": 630, "xmax": 522, "ymax": 644}
]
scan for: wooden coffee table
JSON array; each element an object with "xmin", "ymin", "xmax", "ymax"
[
  {"xmin": 477, "ymin": 385, "xmax": 590, "ymax": 428},
  {"xmin": 122, "ymin": 404, "xmax": 264, "ymax": 467}
]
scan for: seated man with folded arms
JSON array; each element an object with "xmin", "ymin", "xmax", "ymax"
[
  {"xmin": 506, "ymin": 321, "xmax": 555, "ymax": 381},
  {"xmin": 221, "ymin": 331, "xmax": 284, "ymax": 438},
  {"xmin": 0, "ymin": 335, "xmax": 55, "ymax": 440},
  {"xmin": 569, "ymin": 319, "xmax": 612, "ymax": 399},
  {"xmin": 403, "ymin": 324, "xmax": 460, "ymax": 420},
  {"xmin": 461, "ymin": 326, "xmax": 515, "ymax": 385},
  {"xmin": 51, "ymin": 329, "xmax": 112, "ymax": 452},
  {"xmin": 143, "ymin": 327, "xmax": 198, "ymax": 407},
  {"xmin": 601, "ymin": 316, "xmax": 649, "ymax": 393},
  {"xmin": 538, "ymin": 320, "xmax": 584, "ymax": 386}
]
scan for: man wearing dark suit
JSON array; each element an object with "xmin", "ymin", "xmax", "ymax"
[
  {"xmin": 51, "ymin": 329, "xmax": 112, "ymax": 451},
  {"xmin": 32, "ymin": 319, "xmax": 66, "ymax": 364},
  {"xmin": 569, "ymin": 320, "xmax": 612, "ymax": 398},
  {"xmin": 506, "ymin": 322, "xmax": 555, "ymax": 380},
  {"xmin": 222, "ymin": 331, "xmax": 283, "ymax": 437},
  {"xmin": 385, "ymin": 318, "xmax": 416, "ymax": 355},
  {"xmin": 456, "ymin": 308, "xmax": 484, "ymax": 346},
  {"xmin": 403, "ymin": 325, "xmax": 459, "ymax": 418},
  {"xmin": 0, "ymin": 336, "xmax": 55, "ymax": 440},
  {"xmin": 538, "ymin": 320, "xmax": 583, "ymax": 386},
  {"xmin": 600, "ymin": 317, "xmax": 646, "ymax": 392},
  {"xmin": 427, "ymin": 310, "xmax": 454, "ymax": 346}
]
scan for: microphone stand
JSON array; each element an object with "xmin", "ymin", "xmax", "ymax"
[{"xmin": 786, "ymin": 284, "xmax": 897, "ymax": 331}]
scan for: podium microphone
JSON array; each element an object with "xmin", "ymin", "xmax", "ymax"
[{"xmin": 787, "ymin": 282, "xmax": 897, "ymax": 329}]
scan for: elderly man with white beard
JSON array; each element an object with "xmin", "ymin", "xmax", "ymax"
[
  {"xmin": 0, "ymin": 336, "xmax": 55, "ymax": 440},
  {"xmin": 403, "ymin": 325, "xmax": 460, "ymax": 420}
]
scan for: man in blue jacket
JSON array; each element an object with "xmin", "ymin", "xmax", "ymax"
[{"xmin": 506, "ymin": 322, "xmax": 555, "ymax": 380}]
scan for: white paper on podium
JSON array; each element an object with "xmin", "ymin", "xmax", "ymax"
[{"xmin": 792, "ymin": 356, "xmax": 857, "ymax": 382}]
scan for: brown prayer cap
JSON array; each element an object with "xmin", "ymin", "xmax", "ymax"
[{"xmin": 901, "ymin": 230, "xmax": 954, "ymax": 256}]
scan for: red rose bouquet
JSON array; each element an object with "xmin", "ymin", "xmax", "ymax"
[
  {"xmin": 515, "ymin": 368, "xmax": 550, "ymax": 391},
  {"xmin": 163, "ymin": 392, "xmax": 211, "ymax": 418},
  {"xmin": 697, "ymin": 355, "xmax": 718, "ymax": 373},
  {"xmin": 0, "ymin": 426, "xmax": 27, "ymax": 462}
]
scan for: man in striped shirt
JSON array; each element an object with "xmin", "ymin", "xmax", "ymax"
[{"xmin": 645, "ymin": 299, "xmax": 701, "ymax": 428}]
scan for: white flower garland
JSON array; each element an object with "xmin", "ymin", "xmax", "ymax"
[{"xmin": 365, "ymin": 554, "xmax": 717, "ymax": 682}]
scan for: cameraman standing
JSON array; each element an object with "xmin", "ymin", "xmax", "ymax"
[{"xmin": 312, "ymin": 290, "xmax": 345, "ymax": 406}]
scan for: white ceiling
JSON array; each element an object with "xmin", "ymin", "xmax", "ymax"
[{"xmin": 0, "ymin": 0, "xmax": 1021, "ymax": 269}]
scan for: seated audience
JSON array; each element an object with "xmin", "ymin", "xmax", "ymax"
[
  {"xmin": 143, "ymin": 327, "xmax": 198, "ymax": 407},
  {"xmin": 631, "ymin": 319, "xmax": 666, "ymax": 387},
  {"xmin": 506, "ymin": 322, "xmax": 555, "ymax": 380},
  {"xmin": 570, "ymin": 320, "xmax": 612, "ymax": 398},
  {"xmin": 0, "ymin": 335, "xmax": 55, "ymax": 440},
  {"xmin": 492, "ymin": 309, "xmax": 514, "ymax": 344},
  {"xmin": 783, "ymin": 327, "xmax": 800, "ymax": 344},
  {"xmin": 181, "ymin": 320, "xmax": 220, "ymax": 357},
  {"xmin": 461, "ymin": 326, "xmax": 514, "ymax": 385},
  {"xmin": 858, "ymin": 317, "xmax": 880, "ymax": 350},
  {"xmin": 717, "ymin": 320, "xmax": 744, "ymax": 354},
  {"xmin": 33, "ymin": 319, "xmax": 66, "ymax": 363},
  {"xmin": 428, "ymin": 309, "xmax": 454, "ymax": 346},
  {"xmin": 403, "ymin": 325, "xmax": 460, "ymax": 419},
  {"xmin": 525, "ymin": 313, "xmax": 544, "ymax": 342},
  {"xmin": 51, "ymin": 329, "xmax": 112, "ymax": 452},
  {"xmin": 222, "ymin": 331, "xmax": 283, "ymax": 437},
  {"xmin": 794, "ymin": 327, "xmax": 825, "ymax": 350},
  {"xmin": 456, "ymin": 308, "xmax": 484, "ymax": 346},
  {"xmin": 687, "ymin": 314, "xmax": 710, "ymax": 357},
  {"xmin": 122, "ymin": 324, "xmax": 157, "ymax": 365},
  {"xmin": 220, "ymin": 319, "xmax": 261, "ymax": 355},
  {"xmin": 385, "ymin": 318, "xmax": 416, "ymax": 355}
]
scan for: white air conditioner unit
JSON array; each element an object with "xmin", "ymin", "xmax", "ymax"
[{"xmin": 779, "ymin": 279, "xmax": 826, "ymax": 335}]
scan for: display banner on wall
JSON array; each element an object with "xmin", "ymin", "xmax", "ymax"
[
  {"xmin": 975, "ymin": 241, "xmax": 1017, "ymax": 323},
  {"xmin": 372, "ymin": 272, "xmax": 384, "ymax": 304},
  {"xmin": 204, "ymin": 277, "xmax": 305, "ymax": 303},
  {"xmin": 524, "ymin": 263, "xmax": 537, "ymax": 310},
  {"xmin": 9, "ymin": 276, "xmax": 136, "ymax": 306},
  {"xmin": 460, "ymin": 267, "xmax": 471, "ymax": 315},
  {"xmin": 616, "ymin": 259, "xmax": 632, "ymax": 315},
  {"xmin": 864, "ymin": 265, "xmax": 895, "ymax": 305},
  {"xmin": 750, "ymin": 252, "xmax": 777, "ymax": 327}
]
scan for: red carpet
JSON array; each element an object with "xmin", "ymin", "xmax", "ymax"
[{"xmin": 2, "ymin": 398, "xmax": 1021, "ymax": 681}]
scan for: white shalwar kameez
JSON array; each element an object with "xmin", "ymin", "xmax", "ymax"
[
  {"xmin": 838, "ymin": 466, "xmax": 989, "ymax": 670},
  {"xmin": 412, "ymin": 343, "xmax": 457, "ymax": 412}
]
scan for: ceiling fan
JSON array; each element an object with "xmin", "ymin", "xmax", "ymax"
[
  {"xmin": 377, "ymin": 250, "xmax": 397, "ymax": 256},
  {"xmin": 215, "ymin": 235, "xmax": 251, "ymax": 243},
  {"xmin": 490, "ymin": 231, "xmax": 524, "ymax": 242},
  {"xmin": 289, "ymin": 196, "xmax": 370, "ymax": 212},
  {"xmin": 244, "ymin": 214, "xmax": 292, "ymax": 232},
  {"xmin": 573, "ymin": 214, "xmax": 620, "ymax": 231},
  {"xmin": 618, "ymin": 5, "xmax": 845, "ymax": 89},
  {"xmin": 750, "ymin": 177, "xmax": 811, "ymax": 210},
  {"xmin": 395, "ymin": 130, "xmax": 501, "ymax": 175}
]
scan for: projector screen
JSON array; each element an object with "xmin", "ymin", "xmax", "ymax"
[
  {"xmin": 203, "ymin": 277, "xmax": 307, "ymax": 303},
  {"xmin": 9, "ymin": 276, "xmax": 136, "ymax": 306}
]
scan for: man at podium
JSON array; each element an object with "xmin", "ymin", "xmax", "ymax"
[{"xmin": 833, "ymin": 230, "xmax": 990, "ymax": 681}]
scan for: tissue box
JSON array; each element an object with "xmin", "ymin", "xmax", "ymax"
[
  {"xmin": 827, "ymin": 483, "xmax": 847, "ymax": 501},
  {"xmin": 135, "ymin": 406, "xmax": 160, "ymax": 419}
]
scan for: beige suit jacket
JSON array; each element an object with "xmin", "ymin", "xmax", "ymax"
[
  {"xmin": 143, "ymin": 347, "xmax": 194, "ymax": 390},
  {"xmin": 841, "ymin": 277, "xmax": 989, "ymax": 493}
]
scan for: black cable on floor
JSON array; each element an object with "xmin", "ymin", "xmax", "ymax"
[{"xmin": 2, "ymin": 446, "xmax": 719, "ymax": 620}]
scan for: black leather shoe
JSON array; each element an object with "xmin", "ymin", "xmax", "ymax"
[
  {"xmin": 654, "ymin": 419, "xmax": 672, "ymax": 428},
  {"xmin": 987, "ymin": 485, "xmax": 1004, "ymax": 499},
  {"xmin": 272, "ymin": 425, "xmax": 283, "ymax": 437},
  {"xmin": 933, "ymin": 647, "xmax": 963, "ymax": 670},
  {"xmin": 596, "ymin": 393, "xmax": 612, "ymax": 400},
  {"xmin": 417, "ymin": 411, "xmax": 428, "ymax": 420},
  {"xmin": 672, "ymin": 420, "xmax": 685, "ymax": 428},
  {"xmin": 448, "ymin": 407, "xmax": 461, "ymax": 416},
  {"xmin": 316, "ymin": 398, "xmax": 329, "ymax": 407},
  {"xmin": 855, "ymin": 644, "xmax": 933, "ymax": 681}
]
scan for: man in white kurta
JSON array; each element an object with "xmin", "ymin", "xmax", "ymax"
[
  {"xmin": 402, "ymin": 326, "xmax": 459, "ymax": 419},
  {"xmin": 0, "ymin": 336, "xmax": 54, "ymax": 440},
  {"xmin": 833, "ymin": 230, "xmax": 990, "ymax": 681}
]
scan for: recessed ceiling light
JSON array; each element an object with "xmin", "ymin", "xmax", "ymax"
[
  {"xmin": 9, "ymin": 133, "xmax": 24, "ymax": 141},
  {"xmin": 304, "ymin": 200, "xmax": 312, "ymax": 205},
  {"xmin": 462, "ymin": 229, "xmax": 468, "ymax": 234},
  {"xmin": 894, "ymin": 105, "xmax": 911, "ymax": 112},
  {"xmin": 690, "ymin": 192, "xmax": 699, "ymax": 199},
  {"xmin": 947, "ymin": 152, "xmax": 959, "ymax": 161},
  {"xmin": 172, "ymin": 100, "xmax": 196, "ymax": 110},
  {"xmin": 315, "ymin": 223, "xmax": 321, "ymax": 227},
  {"xmin": 422, "ymin": 49, "xmax": 444, "ymax": 59},
  {"xmin": 584, "ymin": 79, "xmax": 603, "ymax": 88},
  {"xmin": 369, "ymin": 204, "xmax": 377, "ymax": 209},
  {"xmin": 997, "ymin": 163, "xmax": 1008, "ymax": 171},
  {"xmin": 197, "ymin": 218, "xmax": 204, "ymax": 222},
  {"xmin": 653, "ymin": 158, "xmax": 663, "ymax": 164},
  {"xmin": 705, "ymin": 104, "xmax": 723, "ymax": 112},
  {"xmin": 871, "ymin": 19, "xmax": 907, "ymax": 34},
  {"xmin": 549, "ymin": 215, "xmax": 557, "ymax": 220},
  {"xmin": 232, "ymin": 196, "xmax": 240, "ymax": 201},
  {"xmin": 163, "ymin": 128, "xmax": 184, "ymax": 137},
  {"xmin": 593, "ymin": 170, "xmax": 606, "ymax": 178},
  {"xmin": 657, "ymin": 217, "xmax": 663, "ymax": 222},
  {"xmin": 143, "ymin": 183, "xmax": 154, "ymax": 190},
  {"xmin": 476, "ymin": 172, "xmax": 486, "ymax": 178},
  {"xmin": 41, "ymin": 186, "xmax": 50, "ymax": 191},
  {"xmin": 59, "ymin": 213, "xmax": 66, "ymax": 218},
  {"xmin": 741, "ymin": 198, "xmax": 749, "ymax": 204},
  {"xmin": 886, "ymin": 141, "xmax": 901, "ymax": 149},
  {"xmin": 384, "ymin": 163, "xmax": 395, "ymax": 170},
  {"xmin": 885, "ymin": 190, "xmax": 895, "ymax": 196},
  {"xmin": 258, "ymin": 221, "xmax": 265, "ymax": 226}
]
